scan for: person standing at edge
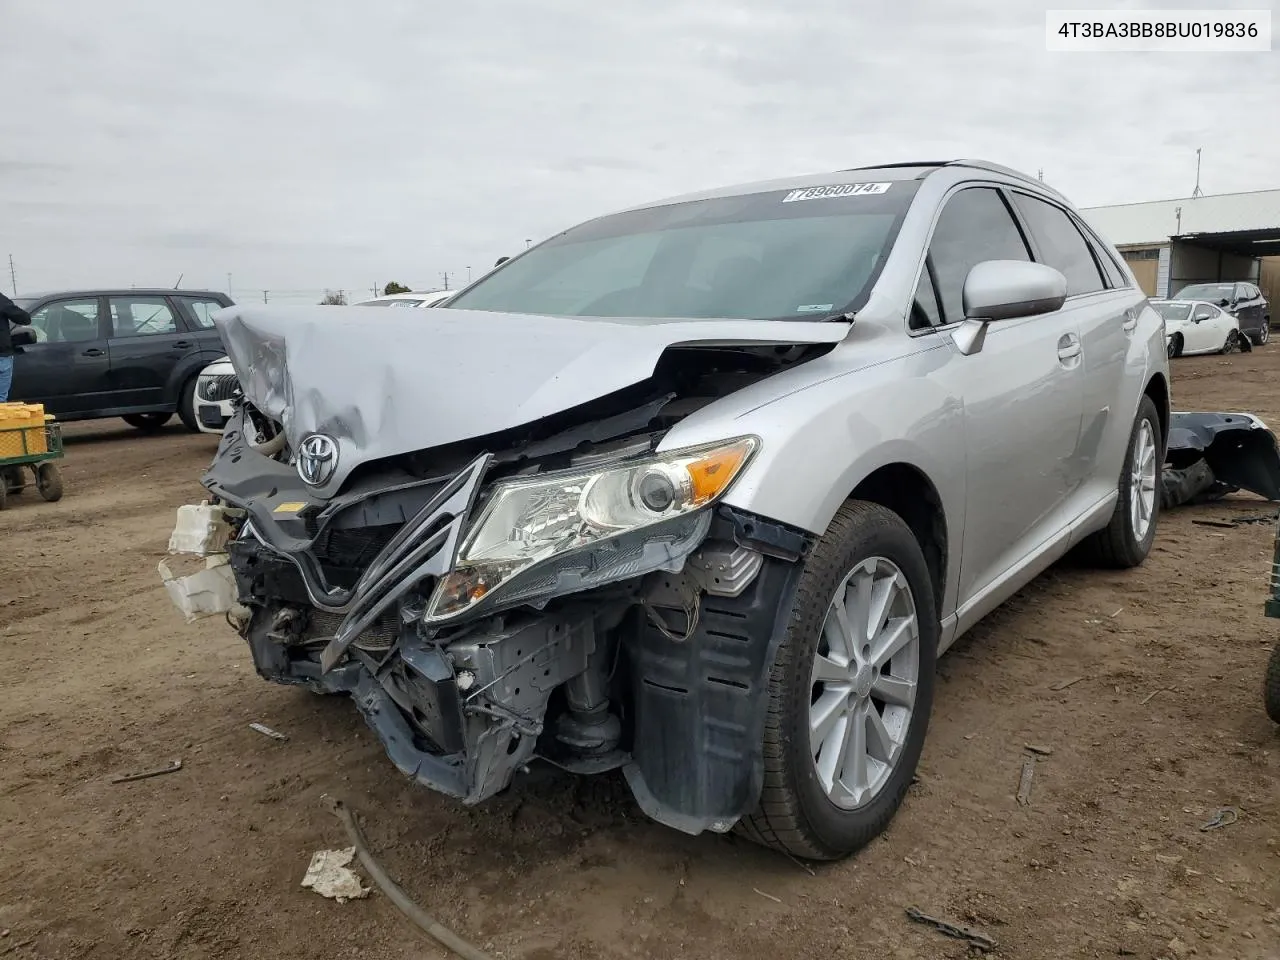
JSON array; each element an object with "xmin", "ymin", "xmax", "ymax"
[{"xmin": 0, "ymin": 291, "xmax": 32, "ymax": 402}]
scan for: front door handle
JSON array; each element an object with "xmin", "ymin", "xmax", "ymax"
[
  {"xmin": 1057, "ymin": 333, "xmax": 1082, "ymax": 362},
  {"xmin": 82, "ymin": 348, "xmax": 105, "ymax": 357}
]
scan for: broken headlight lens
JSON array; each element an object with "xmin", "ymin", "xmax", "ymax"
[{"xmin": 424, "ymin": 437, "xmax": 758, "ymax": 621}]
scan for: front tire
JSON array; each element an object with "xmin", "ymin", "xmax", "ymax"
[
  {"xmin": 1167, "ymin": 334, "xmax": 1182, "ymax": 359},
  {"xmin": 1079, "ymin": 395, "xmax": 1162, "ymax": 568},
  {"xmin": 1254, "ymin": 323, "xmax": 1269, "ymax": 347},
  {"xmin": 738, "ymin": 501, "xmax": 937, "ymax": 861}
]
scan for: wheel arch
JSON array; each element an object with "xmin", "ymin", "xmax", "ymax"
[
  {"xmin": 1143, "ymin": 371, "xmax": 1170, "ymax": 454},
  {"xmin": 846, "ymin": 462, "xmax": 948, "ymax": 619}
]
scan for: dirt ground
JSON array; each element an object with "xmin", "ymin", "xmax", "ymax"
[{"xmin": 3, "ymin": 350, "xmax": 1279, "ymax": 960}]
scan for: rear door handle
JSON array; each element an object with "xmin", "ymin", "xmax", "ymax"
[
  {"xmin": 82, "ymin": 348, "xmax": 105, "ymax": 357},
  {"xmin": 173, "ymin": 340, "xmax": 193, "ymax": 349}
]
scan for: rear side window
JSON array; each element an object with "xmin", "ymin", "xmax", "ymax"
[
  {"xmin": 109, "ymin": 296, "xmax": 179, "ymax": 337},
  {"xmin": 1077, "ymin": 220, "xmax": 1128, "ymax": 288},
  {"xmin": 925, "ymin": 187, "xmax": 1031, "ymax": 325},
  {"xmin": 177, "ymin": 295, "xmax": 228, "ymax": 329},
  {"xmin": 1010, "ymin": 193, "xmax": 1106, "ymax": 296}
]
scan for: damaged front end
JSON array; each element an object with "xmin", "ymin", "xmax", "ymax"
[{"xmin": 170, "ymin": 307, "xmax": 839, "ymax": 835}]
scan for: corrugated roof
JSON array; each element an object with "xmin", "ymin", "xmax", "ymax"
[{"xmin": 1080, "ymin": 189, "xmax": 1280, "ymax": 247}]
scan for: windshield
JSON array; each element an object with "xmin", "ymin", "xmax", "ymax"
[
  {"xmin": 1175, "ymin": 283, "xmax": 1234, "ymax": 301},
  {"xmin": 444, "ymin": 180, "xmax": 920, "ymax": 320},
  {"xmin": 358, "ymin": 298, "xmax": 425, "ymax": 308},
  {"xmin": 1153, "ymin": 301, "xmax": 1192, "ymax": 322}
]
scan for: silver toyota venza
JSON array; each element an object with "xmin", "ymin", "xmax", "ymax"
[{"xmin": 192, "ymin": 159, "xmax": 1169, "ymax": 860}]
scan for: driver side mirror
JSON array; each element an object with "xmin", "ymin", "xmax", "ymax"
[{"xmin": 952, "ymin": 260, "xmax": 1068, "ymax": 356}]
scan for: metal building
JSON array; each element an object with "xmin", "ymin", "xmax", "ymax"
[{"xmin": 1079, "ymin": 190, "xmax": 1280, "ymax": 304}]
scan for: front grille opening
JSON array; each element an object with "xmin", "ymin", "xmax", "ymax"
[
  {"xmin": 200, "ymin": 374, "xmax": 240, "ymax": 402},
  {"xmin": 311, "ymin": 524, "xmax": 402, "ymax": 589}
]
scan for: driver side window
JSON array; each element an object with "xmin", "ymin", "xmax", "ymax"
[{"xmin": 914, "ymin": 187, "xmax": 1032, "ymax": 327}]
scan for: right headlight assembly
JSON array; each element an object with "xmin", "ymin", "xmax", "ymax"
[{"xmin": 424, "ymin": 436, "xmax": 759, "ymax": 622}]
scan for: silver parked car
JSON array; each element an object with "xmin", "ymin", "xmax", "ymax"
[{"xmin": 194, "ymin": 159, "xmax": 1169, "ymax": 861}]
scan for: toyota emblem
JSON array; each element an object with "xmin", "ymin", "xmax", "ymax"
[{"xmin": 297, "ymin": 434, "xmax": 339, "ymax": 486}]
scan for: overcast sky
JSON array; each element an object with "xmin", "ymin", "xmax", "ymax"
[{"xmin": 1, "ymin": 0, "xmax": 1277, "ymax": 302}]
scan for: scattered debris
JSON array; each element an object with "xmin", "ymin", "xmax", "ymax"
[
  {"xmin": 1141, "ymin": 688, "xmax": 1172, "ymax": 705},
  {"xmin": 110, "ymin": 759, "xmax": 183, "ymax": 784},
  {"xmin": 782, "ymin": 850, "xmax": 816, "ymax": 877},
  {"xmin": 1199, "ymin": 807, "xmax": 1239, "ymax": 832},
  {"xmin": 1109, "ymin": 608, "xmax": 1124, "ymax": 618},
  {"xmin": 1192, "ymin": 519, "xmax": 1237, "ymax": 529},
  {"xmin": 1024, "ymin": 744, "xmax": 1054, "ymax": 756},
  {"xmin": 300, "ymin": 847, "xmax": 370, "ymax": 903},
  {"xmin": 905, "ymin": 906, "xmax": 997, "ymax": 953},
  {"xmin": 1155, "ymin": 853, "xmax": 1183, "ymax": 864},
  {"xmin": 1051, "ymin": 676, "xmax": 1085, "ymax": 691},
  {"xmin": 1016, "ymin": 756, "xmax": 1037, "ymax": 806},
  {"xmin": 753, "ymin": 888, "xmax": 783, "ymax": 904},
  {"xmin": 1230, "ymin": 513, "xmax": 1279, "ymax": 525},
  {"xmin": 324, "ymin": 796, "xmax": 495, "ymax": 960},
  {"xmin": 249, "ymin": 722, "xmax": 288, "ymax": 741}
]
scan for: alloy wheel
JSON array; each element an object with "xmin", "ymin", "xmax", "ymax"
[
  {"xmin": 809, "ymin": 557, "xmax": 920, "ymax": 810},
  {"xmin": 1129, "ymin": 419, "xmax": 1158, "ymax": 542}
]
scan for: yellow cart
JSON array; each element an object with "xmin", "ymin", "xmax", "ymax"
[{"xmin": 0, "ymin": 403, "xmax": 64, "ymax": 510}]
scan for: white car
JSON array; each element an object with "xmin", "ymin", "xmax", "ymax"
[
  {"xmin": 193, "ymin": 356, "xmax": 238, "ymax": 434},
  {"xmin": 1154, "ymin": 298, "xmax": 1243, "ymax": 357},
  {"xmin": 352, "ymin": 289, "xmax": 455, "ymax": 308}
]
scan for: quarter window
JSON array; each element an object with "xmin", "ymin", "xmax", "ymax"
[
  {"xmin": 924, "ymin": 187, "xmax": 1031, "ymax": 325},
  {"xmin": 176, "ymin": 296, "xmax": 227, "ymax": 329},
  {"xmin": 1010, "ymin": 193, "xmax": 1106, "ymax": 296},
  {"xmin": 109, "ymin": 297, "xmax": 179, "ymax": 337},
  {"xmin": 27, "ymin": 298, "xmax": 101, "ymax": 343}
]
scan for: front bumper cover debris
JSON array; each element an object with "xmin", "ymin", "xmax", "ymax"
[{"xmin": 1162, "ymin": 412, "xmax": 1280, "ymax": 509}]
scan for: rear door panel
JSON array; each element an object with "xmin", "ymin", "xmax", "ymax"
[{"xmin": 105, "ymin": 295, "xmax": 198, "ymax": 408}]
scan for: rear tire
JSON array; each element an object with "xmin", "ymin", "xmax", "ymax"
[
  {"xmin": 1079, "ymin": 395, "xmax": 1162, "ymax": 569},
  {"xmin": 122, "ymin": 413, "xmax": 172, "ymax": 432},
  {"xmin": 738, "ymin": 500, "xmax": 938, "ymax": 861},
  {"xmin": 1221, "ymin": 329, "xmax": 1240, "ymax": 354},
  {"xmin": 177, "ymin": 377, "xmax": 200, "ymax": 432},
  {"xmin": 1254, "ymin": 323, "xmax": 1269, "ymax": 347},
  {"xmin": 1266, "ymin": 644, "xmax": 1280, "ymax": 724}
]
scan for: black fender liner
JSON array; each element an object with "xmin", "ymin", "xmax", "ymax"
[{"xmin": 622, "ymin": 550, "xmax": 805, "ymax": 835}]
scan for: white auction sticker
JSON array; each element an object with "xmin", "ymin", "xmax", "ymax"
[
  {"xmin": 1046, "ymin": 9, "xmax": 1271, "ymax": 51},
  {"xmin": 782, "ymin": 183, "xmax": 891, "ymax": 203}
]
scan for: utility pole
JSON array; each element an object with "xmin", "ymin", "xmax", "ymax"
[
  {"xmin": 263, "ymin": 290, "xmax": 269, "ymax": 303},
  {"xmin": 441, "ymin": 271, "xmax": 450, "ymax": 290},
  {"xmin": 227, "ymin": 272, "xmax": 232, "ymax": 295},
  {"xmin": 1192, "ymin": 147, "xmax": 1204, "ymax": 198},
  {"xmin": 525, "ymin": 239, "xmax": 532, "ymax": 249},
  {"xmin": 1174, "ymin": 206, "xmax": 1183, "ymax": 234},
  {"xmin": 8, "ymin": 254, "xmax": 15, "ymax": 295},
  {"xmin": 466, "ymin": 265, "xmax": 472, "ymax": 283},
  {"xmin": 1037, "ymin": 168, "xmax": 1044, "ymax": 182}
]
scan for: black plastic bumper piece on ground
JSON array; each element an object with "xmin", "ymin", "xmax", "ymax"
[
  {"xmin": 623, "ymin": 552, "xmax": 802, "ymax": 835},
  {"xmin": 1167, "ymin": 412, "xmax": 1280, "ymax": 502}
]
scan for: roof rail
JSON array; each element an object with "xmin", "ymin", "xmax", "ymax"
[{"xmin": 840, "ymin": 160, "xmax": 951, "ymax": 175}]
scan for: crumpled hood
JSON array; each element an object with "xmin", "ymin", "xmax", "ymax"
[{"xmin": 212, "ymin": 304, "xmax": 851, "ymax": 496}]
